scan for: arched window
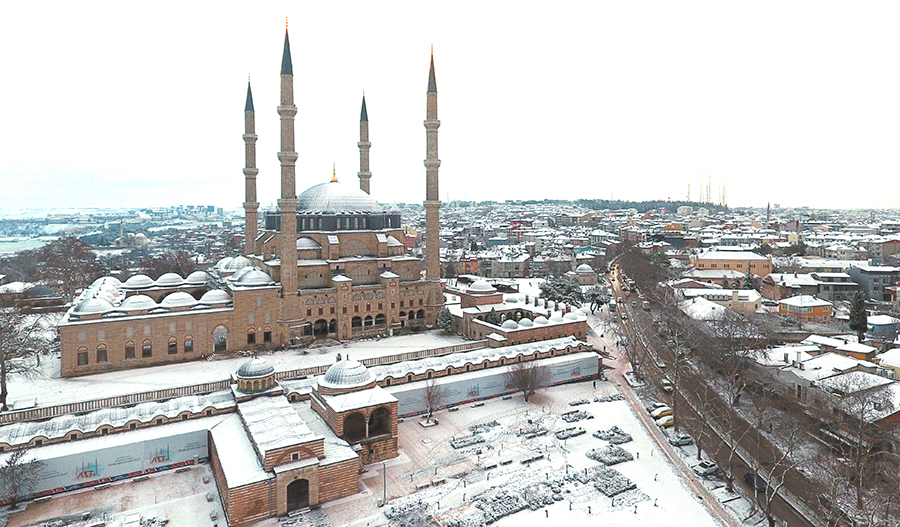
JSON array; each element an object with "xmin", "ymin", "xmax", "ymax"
[
  {"xmin": 364, "ymin": 315, "xmax": 373, "ymax": 326},
  {"xmin": 125, "ymin": 341, "xmax": 135, "ymax": 360},
  {"xmin": 407, "ymin": 374, "xmax": 413, "ymax": 383},
  {"xmin": 168, "ymin": 337, "xmax": 178, "ymax": 355},
  {"xmin": 77, "ymin": 346, "xmax": 88, "ymax": 366},
  {"xmin": 247, "ymin": 328, "xmax": 256, "ymax": 345},
  {"xmin": 142, "ymin": 339, "xmax": 152, "ymax": 358},
  {"xmin": 375, "ymin": 314, "xmax": 386, "ymax": 326},
  {"xmin": 417, "ymin": 309, "xmax": 425, "ymax": 319},
  {"xmin": 352, "ymin": 316, "xmax": 362, "ymax": 328},
  {"xmin": 184, "ymin": 336, "xmax": 194, "ymax": 353},
  {"xmin": 96, "ymin": 344, "xmax": 108, "ymax": 363}
]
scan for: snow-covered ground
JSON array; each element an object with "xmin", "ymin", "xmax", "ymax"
[{"xmin": 6, "ymin": 331, "xmax": 467, "ymax": 409}]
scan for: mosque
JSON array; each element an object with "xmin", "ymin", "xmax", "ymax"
[{"xmin": 57, "ymin": 23, "xmax": 443, "ymax": 378}]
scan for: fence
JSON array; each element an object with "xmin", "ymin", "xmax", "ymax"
[
  {"xmin": 0, "ymin": 380, "xmax": 230, "ymax": 425},
  {"xmin": 1, "ymin": 341, "xmax": 488, "ymax": 424}
]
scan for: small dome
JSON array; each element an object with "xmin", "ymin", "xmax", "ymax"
[
  {"xmin": 229, "ymin": 267, "xmax": 254, "ymax": 282},
  {"xmin": 236, "ymin": 357, "xmax": 275, "ymax": 379},
  {"xmin": 235, "ymin": 269, "xmax": 273, "ymax": 287},
  {"xmin": 320, "ymin": 359, "xmax": 374, "ymax": 390},
  {"xmin": 501, "ymin": 319, "xmax": 519, "ymax": 330},
  {"xmin": 156, "ymin": 273, "xmax": 184, "ymax": 287},
  {"xmin": 92, "ymin": 276, "xmax": 121, "ymax": 288},
  {"xmin": 216, "ymin": 257, "xmax": 234, "ymax": 270},
  {"xmin": 563, "ymin": 312, "xmax": 580, "ymax": 321},
  {"xmin": 122, "ymin": 274, "xmax": 155, "ymax": 290},
  {"xmin": 118, "ymin": 294, "xmax": 158, "ymax": 311},
  {"xmin": 160, "ymin": 291, "xmax": 198, "ymax": 308},
  {"xmin": 533, "ymin": 316, "xmax": 549, "ymax": 325},
  {"xmin": 133, "ymin": 233, "xmax": 149, "ymax": 245},
  {"xmin": 184, "ymin": 270, "xmax": 208, "ymax": 286},
  {"xmin": 200, "ymin": 289, "xmax": 232, "ymax": 305},
  {"xmin": 518, "ymin": 318, "xmax": 534, "ymax": 328},
  {"xmin": 576, "ymin": 264, "xmax": 594, "ymax": 273},
  {"xmin": 224, "ymin": 256, "xmax": 252, "ymax": 272},
  {"xmin": 549, "ymin": 312, "xmax": 565, "ymax": 323},
  {"xmin": 71, "ymin": 297, "xmax": 114, "ymax": 316},
  {"xmin": 296, "ymin": 237, "xmax": 321, "ymax": 250},
  {"xmin": 468, "ymin": 280, "xmax": 496, "ymax": 293}
]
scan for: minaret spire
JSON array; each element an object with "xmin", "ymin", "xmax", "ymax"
[
  {"xmin": 277, "ymin": 23, "xmax": 299, "ymax": 296},
  {"xmin": 358, "ymin": 93, "xmax": 372, "ymax": 194},
  {"xmin": 243, "ymin": 79, "xmax": 259, "ymax": 254},
  {"xmin": 423, "ymin": 47, "xmax": 442, "ymax": 292}
]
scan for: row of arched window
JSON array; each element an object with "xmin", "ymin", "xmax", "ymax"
[{"xmin": 76, "ymin": 336, "xmax": 195, "ymax": 366}]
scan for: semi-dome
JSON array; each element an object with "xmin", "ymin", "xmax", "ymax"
[
  {"xmin": 468, "ymin": 280, "xmax": 496, "ymax": 293},
  {"xmin": 118, "ymin": 294, "xmax": 158, "ymax": 311},
  {"xmin": 184, "ymin": 270, "xmax": 208, "ymax": 286},
  {"xmin": 533, "ymin": 316, "xmax": 549, "ymax": 325},
  {"xmin": 71, "ymin": 297, "xmax": 115, "ymax": 316},
  {"xmin": 296, "ymin": 237, "xmax": 322, "ymax": 250},
  {"xmin": 297, "ymin": 180, "xmax": 383, "ymax": 214},
  {"xmin": 156, "ymin": 272, "xmax": 184, "ymax": 287},
  {"xmin": 236, "ymin": 357, "xmax": 275, "ymax": 379},
  {"xmin": 160, "ymin": 291, "xmax": 198, "ymax": 308},
  {"xmin": 122, "ymin": 274, "xmax": 154, "ymax": 290},
  {"xmin": 320, "ymin": 359, "xmax": 375, "ymax": 390},
  {"xmin": 224, "ymin": 256, "xmax": 252, "ymax": 272},
  {"xmin": 576, "ymin": 263, "xmax": 594, "ymax": 273},
  {"xmin": 234, "ymin": 269, "xmax": 273, "ymax": 287},
  {"xmin": 518, "ymin": 318, "xmax": 534, "ymax": 328},
  {"xmin": 200, "ymin": 289, "xmax": 232, "ymax": 305},
  {"xmin": 501, "ymin": 319, "xmax": 519, "ymax": 330}
]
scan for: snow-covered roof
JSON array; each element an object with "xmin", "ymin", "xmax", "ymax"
[
  {"xmin": 783, "ymin": 352, "xmax": 871, "ymax": 383},
  {"xmin": 209, "ymin": 413, "xmax": 272, "ymax": 487},
  {"xmin": 695, "ymin": 250, "xmax": 769, "ymax": 261},
  {"xmin": 0, "ymin": 390, "xmax": 235, "ymax": 448},
  {"xmin": 318, "ymin": 385, "xmax": 397, "ymax": 413},
  {"xmin": 237, "ymin": 396, "xmax": 318, "ymax": 459},
  {"xmin": 778, "ymin": 294, "xmax": 831, "ymax": 307},
  {"xmin": 817, "ymin": 371, "xmax": 893, "ymax": 397},
  {"xmin": 755, "ymin": 345, "xmax": 818, "ymax": 367}
]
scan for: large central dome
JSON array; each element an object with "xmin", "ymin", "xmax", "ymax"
[{"xmin": 297, "ymin": 180, "xmax": 383, "ymax": 214}]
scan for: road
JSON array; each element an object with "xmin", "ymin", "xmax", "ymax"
[{"xmin": 602, "ymin": 267, "xmax": 819, "ymax": 527}]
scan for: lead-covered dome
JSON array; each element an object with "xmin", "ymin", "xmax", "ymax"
[
  {"xmin": 501, "ymin": 319, "xmax": 519, "ymax": 330},
  {"xmin": 184, "ymin": 270, "xmax": 208, "ymax": 286},
  {"xmin": 297, "ymin": 180, "xmax": 383, "ymax": 214},
  {"xmin": 234, "ymin": 269, "xmax": 273, "ymax": 287},
  {"xmin": 319, "ymin": 359, "xmax": 375, "ymax": 390},
  {"xmin": 468, "ymin": 280, "xmax": 496, "ymax": 293},
  {"xmin": 71, "ymin": 297, "xmax": 115, "ymax": 316},
  {"xmin": 224, "ymin": 256, "xmax": 252, "ymax": 272},
  {"xmin": 236, "ymin": 357, "xmax": 275, "ymax": 379},
  {"xmin": 122, "ymin": 274, "xmax": 154, "ymax": 290},
  {"xmin": 156, "ymin": 272, "xmax": 184, "ymax": 287},
  {"xmin": 576, "ymin": 264, "xmax": 594, "ymax": 273},
  {"xmin": 200, "ymin": 289, "xmax": 232, "ymax": 305},
  {"xmin": 118, "ymin": 294, "xmax": 158, "ymax": 311},
  {"xmin": 160, "ymin": 291, "xmax": 198, "ymax": 309}
]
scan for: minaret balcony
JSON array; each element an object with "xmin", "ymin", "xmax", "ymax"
[
  {"xmin": 277, "ymin": 105, "xmax": 298, "ymax": 118},
  {"xmin": 242, "ymin": 134, "xmax": 258, "ymax": 142},
  {"xmin": 243, "ymin": 168, "xmax": 259, "ymax": 176},
  {"xmin": 278, "ymin": 151, "xmax": 298, "ymax": 164},
  {"xmin": 424, "ymin": 159, "xmax": 442, "ymax": 169}
]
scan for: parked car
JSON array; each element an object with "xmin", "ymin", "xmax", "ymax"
[
  {"xmin": 645, "ymin": 401, "xmax": 668, "ymax": 414},
  {"xmin": 744, "ymin": 472, "xmax": 767, "ymax": 491},
  {"xmin": 655, "ymin": 415, "xmax": 674, "ymax": 428},
  {"xmin": 692, "ymin": 460, "xmax": 718, "ymax": 476},
  {"xmin": 654, "ymin": 357, "xmax": 667, "ymax": 369},
  {"xmin": 621, "ymin": 312, "xmax": 628, "ymax": 321},
  {"xmin": 668, "ymin": 432, "xmax": 693, "ymax": 446},
  {"xmin": 650, "ymin": 406, "xmax": 673, "ymax": 419},
  {"xmin": 660, "ymin": 377, "xmax": 674, "ymax": 392}
]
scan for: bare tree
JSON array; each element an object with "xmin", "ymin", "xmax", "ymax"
[
  {"xmin": 0, "ymin": 303, "xmax": 50, "ymax": 411},
  {"xmin": 505, "ymin": 361, "xmax": 550, "ymax": 403},
  {"xmin": 0, "ymin": 448, "xmax": 45, "ymax": 509},
  {"xmin": 422, "ymin": 378, "xmax": 447, "ymax": 423}
]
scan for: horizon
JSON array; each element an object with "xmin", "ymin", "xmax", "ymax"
[{"xmin": 3, "ymin": 2, "xmax": 900, "ymax": 210}]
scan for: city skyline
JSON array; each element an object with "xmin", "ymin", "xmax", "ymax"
[{"xmin": 2, "ymin": 2, "xmax": 900, "ymax": 211}]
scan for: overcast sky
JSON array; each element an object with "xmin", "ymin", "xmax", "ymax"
[{"xmin": 2, "ymin": 2, "xmax": 899, "ymax": 212}]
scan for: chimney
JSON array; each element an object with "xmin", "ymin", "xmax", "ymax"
[
  {"xmin": 783, "ymin": 353, "xmax": 788, "ymax": 363},
  {"xmin": 799, "ymin": 362, "xmax": 805, "ymax": 370},
  {"xmin": 732, "ymin": 290, "xmax": 739, "ymax": 302}
]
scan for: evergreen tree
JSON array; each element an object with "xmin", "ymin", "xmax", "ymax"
[
  {"xmin": 539, "ymin": 277, "xmax": 585, "ymax": 307},
  {"xmin": 484, "ymin": 308, "xmax": 501, "ymax": 326},
  {"xmin": 437, "ymin": 307, "xmax": 453, "ymax": 331},
  {"xmin": 849, "ymin": 292, "xmax": 868, "ymax": 343}
]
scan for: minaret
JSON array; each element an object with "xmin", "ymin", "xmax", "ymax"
[
  {"xmin": 423, "ymin": 47, "xmax": 441, "ymax": 286},
  {"xmin": 358, "ymin": 94, "xmax": 372, "ymax": 194},
  {"xmin": 243, "ymin": 78, "xmax": 259, "ymax": 255},
  {"xmin": 277, "ymin": 20, "xmax": 298, "ymax": 294}
]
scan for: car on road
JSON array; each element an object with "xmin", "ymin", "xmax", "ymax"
[
  {"xmin": 692, "ymin": 460, "xmax": 718, "ymax": 476},
  {"xmin": 744, "ymin": 472, "xmax": 767, "ymax": 491},
  {"xmin": 660, "ymin": 377, "xmax": 674, "ymax": 392},
  {"xmin": 620, "ymin": 312, "xmax": 628, "ymax": 321},
  {"xmin": 650, "ymin": 406, "xmax": 673, "ymax": 419},
  {"xmin": 645, "ymin": 401, "xmax": 668, "ymax": 414},
  {"xmin": 667, "ymin": 433, "xmax": 693, "ymax": 446},
  {"xmin": 655, "ymin": 415, "xmax": 674, "ymax": 428}
]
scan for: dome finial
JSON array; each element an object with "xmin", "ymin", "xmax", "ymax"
[
  {"xmin": 331, "ymin": 163, "xmax": 338, "ymax": 182},
  {"xmin": 285, "ymin": 16, "xmax": 288, "ymax": 30}
]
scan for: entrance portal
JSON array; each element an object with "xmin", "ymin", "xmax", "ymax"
[{"xmin": 286, "ymin": 478, "xmax": 310, "ymax": 511}]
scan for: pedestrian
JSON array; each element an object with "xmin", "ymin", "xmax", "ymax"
[{"xmin": 593, "ymin": 380, "xmax": 596, "ymax": 389}]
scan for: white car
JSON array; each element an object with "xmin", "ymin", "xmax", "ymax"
[{"xmin": 692, "ymin": 460, "xmax": 718, "ymax": 476}]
